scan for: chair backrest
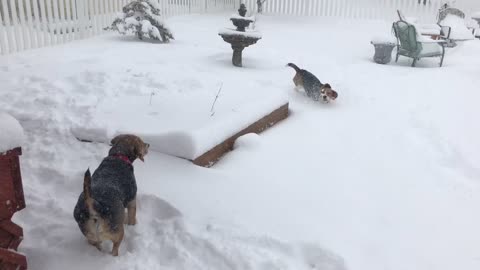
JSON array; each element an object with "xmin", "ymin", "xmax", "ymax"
[
  {"xmin": 393, "ymin": 21, "xmax": 420, "ymax": 54},
  {"xmin": 438, "ymin": 7, "xmax": 465, "ymax": 22},
  {"xmin": 397, "ymin": 10, "xmax": 406, "ymax": 21}
]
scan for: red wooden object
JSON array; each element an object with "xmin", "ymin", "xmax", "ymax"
[{"xmin": 0, "ymin": 147, "xmax": 27, "ymax": 270}]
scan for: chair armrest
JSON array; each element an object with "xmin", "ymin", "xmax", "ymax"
[
  {"xmin": 420, "ymin": 39, "xmax": 447, "ymax": 44},
  {"xmin": 467, "ymin": 26, "xmax": 476, "ymax": 34},
  {"xmin": 438, "ymin": 24, "xmax": 451, "ymax": 39}
]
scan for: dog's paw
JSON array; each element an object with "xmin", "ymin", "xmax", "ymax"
[
  {"xmin": 124, "ymin": 215, "xmax": 136, "ymax": 225},
  {"xmin": 127, "ymin": 220, "xmax": 137, "ymax": 226},
  {"xmin": 127, "ymin": 217, "xmax": 137, "ymax": 226},
  {"xmin": 88, "ymin": 240, "xmax": 102, "ymax": 251}
]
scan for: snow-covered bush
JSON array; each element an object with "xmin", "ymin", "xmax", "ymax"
[{"xmin": 106, "ymin": 0, "xmax": 174, "ymax": 42}]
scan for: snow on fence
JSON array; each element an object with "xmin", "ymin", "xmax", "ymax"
[
  {"xmin": 0, "ymin": 0, "xmax": 237, "ymax": 55},
  {"xmin": 2, "ymin": 0, "xmax": 480, "ymax": 55},
  {"xmin": 244, "ymin": 0, "xmax": 480, "ymax": 22}
]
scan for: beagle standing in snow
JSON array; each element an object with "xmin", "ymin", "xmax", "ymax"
[
  {"xmin": 287, "ymin": 63, "xmax": 338, "ymax": 103},
  {"xmin": 73, "ymin": 134, "xmax": 149, "ymax": 256}
]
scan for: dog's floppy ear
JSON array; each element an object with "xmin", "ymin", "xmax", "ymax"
[
  {"xmin": 330, "ymin": 90, "xmax": 338, "ymax": 100},
  {"xmin": 323, "ymin": 83, "xmax": 332, "ymax": 89},
  {"xmin": 134, "ymin": 140, "xmax": 149, "ymax": 162},
  {"xmin": 110, "ymin": 135, "xmax": 124, "ymax": 146}
]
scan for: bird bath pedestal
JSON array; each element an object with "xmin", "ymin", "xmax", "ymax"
[
  {"xmin": 219, "ymin": 30, "xmax": 261, "ymax": 67},
  {"xmin": 218, "ymin": 4, "xmax": 262, "ymax": 67}
]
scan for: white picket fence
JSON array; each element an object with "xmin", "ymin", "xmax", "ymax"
[
  {"xmin": 0, "ymin": 0, "xmax": 238, "ymax": 55},
  {"xmin": 244, "ymin": 0, "xmax": 480, "ymax": 22},
  {"xmin": 2, "ymin": 0, "xmax": 480, "ymax": 55}
]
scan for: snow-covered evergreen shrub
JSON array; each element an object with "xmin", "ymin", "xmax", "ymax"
[{"xmin": 106, "ymin": 0, "xmax": 174, "ymax": 42}]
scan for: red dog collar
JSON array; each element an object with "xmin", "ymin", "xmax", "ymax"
[{"xmin": 113, "ymin": 154, "xmax": 132, "ymax": 165}]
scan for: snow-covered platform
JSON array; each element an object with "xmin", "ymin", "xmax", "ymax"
[{"xmin": 73, "ymin": 91, "xmax": 288, "ymax": 166}]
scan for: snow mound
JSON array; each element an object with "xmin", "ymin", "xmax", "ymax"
[
  {"xmin": 18, "ymin": 193, "xmax": 346, "ymax": 270},
  {"xmin": 71, "ymin": 126, "xmax": 111, "ymax": 143},
  {"xmin": 440, "ymin": 14, "xmax": 475, "ymax": 40},
  {"xmin": 0, "ymin": 112, "xmax": 25, "ymax": 153},
  {"xmin": 234, "ymin": 133, "xmax": 261, "ymax": 150},
  {"xmin": 299, "ymin": 243, "xmax": 347, "ymax": 270},
  {"xmin": 115, "ymin": 195, "xmax": 347, "ymax": 270}
]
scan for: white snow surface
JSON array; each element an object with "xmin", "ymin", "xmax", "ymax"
[
  {"xmin": 1, "ymin": 14, "xmax": 480, "ymax": 270},
  {"xmin": 0, "ymin": 112, "xmax": 25, "ymax": 153},
  {"xmin": 472, "ymin": 11, "xmax": 480, "ymax": 19}
]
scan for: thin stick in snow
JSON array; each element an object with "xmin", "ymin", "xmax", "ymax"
[{"xmin": 210, "ymin": 83, "xmax": 223, "ymax": 117}]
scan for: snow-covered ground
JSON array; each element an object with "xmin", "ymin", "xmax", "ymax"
[{"xmin": 1, "ymin": 13, "xmax": 480, "ymax": 270}]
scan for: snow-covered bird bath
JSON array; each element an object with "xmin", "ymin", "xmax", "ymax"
[{"xmin": 219, "ymin": 4, "xmax": 262, "ymax": 67}]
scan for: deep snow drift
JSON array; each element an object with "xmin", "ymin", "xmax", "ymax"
[
  {"xmin": 1, "ymin": 13, "xmax": 480, "ymax": 270},
  {"xmin": 0, "ymin": 112, "xmax": 25, "ymax": 153}
]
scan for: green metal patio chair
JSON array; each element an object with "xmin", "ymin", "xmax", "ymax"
[{"xmin": 392, "ymin": 20, "xmax": 447, "ymax": 67}]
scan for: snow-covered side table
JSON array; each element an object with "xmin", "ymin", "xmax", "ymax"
[
  {"xmin": 0, "ymin": 113, "xmax": 27, "ymax": 270},
  {"xmin": 371, "ymin": 37, "xmax": 396, "ymax": 64}
]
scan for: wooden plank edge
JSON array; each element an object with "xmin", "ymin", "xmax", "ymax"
[{"xmin": 192, "ymin": 103, "xmax": 289, "ymax": 167}]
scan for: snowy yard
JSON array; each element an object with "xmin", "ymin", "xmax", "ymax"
[{"xmin": 1, "ymin": 13, "xmax": 480, "ymax": 270}]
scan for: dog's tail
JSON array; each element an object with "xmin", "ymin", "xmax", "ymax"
[
  {"xmin": 286, "ymin": 63, "xmax": 301, "ymax": 72},
  {"xmin": 83, "ymin": 169, "xmax": 101, "ymax": 240},
  {"xmin": 83, "ymin": 169, "xmax": 95, "ymax": 211}
]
